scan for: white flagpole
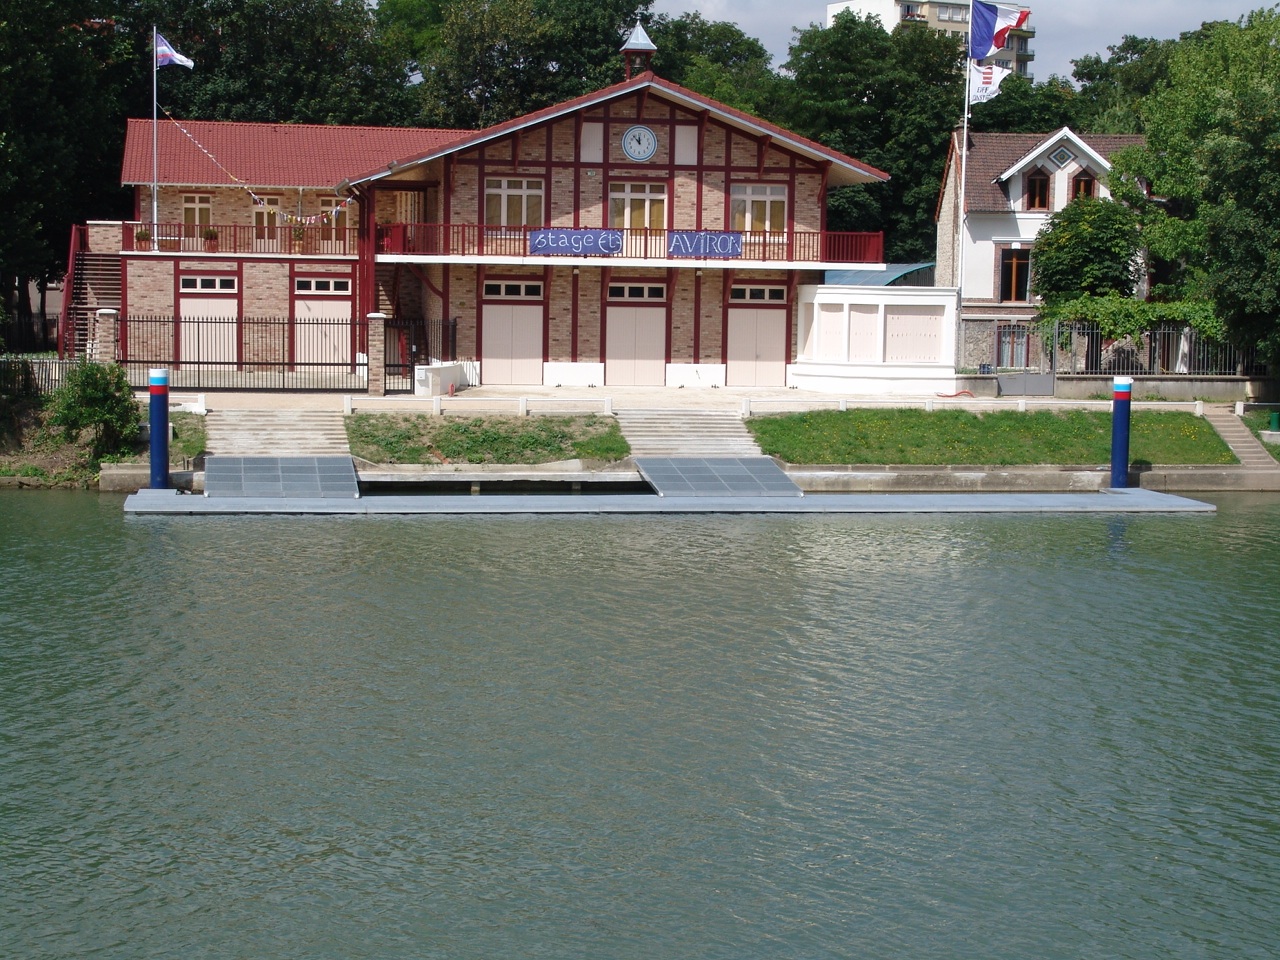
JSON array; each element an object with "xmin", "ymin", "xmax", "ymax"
[
  {"xmin": 151, "ymin": 24, "xmax": 158, "ymax": 233},
  {"xmin": 956, "ymin": 5, "xmax": 974, "ymax": 298}
]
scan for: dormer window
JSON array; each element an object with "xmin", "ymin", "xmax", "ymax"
[
  {"xmin": 1026, "ymin": 169, "xmax": 1050, "ymax": 210},
  {"xmin": 1072, "ymin": 171, "xmax": 1096, "ymax": 200}
]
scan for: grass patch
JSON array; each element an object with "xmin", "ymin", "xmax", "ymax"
[
  {"xmin": 747, "ymin": 409, "xmax": 1237, "ymax": 466},
  {"xmin": 1242, "ymin": 409, "xmax": 1280, "ymax": 462},
  {"xmin": 346, "ymin": 413, "xmax": 630, "ymax": 465}
]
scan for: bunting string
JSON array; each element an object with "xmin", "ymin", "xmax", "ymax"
[{"xmin": 157, "ymin": 107, "xmax": 356, "ymax": 225}]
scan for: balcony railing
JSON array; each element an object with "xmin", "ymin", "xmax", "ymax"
[
  {"xmin": 123, "ymin": 223, "xmax": 357, "ymax": 256},
  {"xmin": 376, "ymin": 224, "xmax": 885, "ymax": 265},
  {"xmin": 113, "ymin": 221, "xmax": 885, "ymax": 264}
]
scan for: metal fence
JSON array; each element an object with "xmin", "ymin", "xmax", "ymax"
[
  {"xmin": 384, "ymin": 315, "xmax": 458, "ymax": 391},
  {"xmin": 986, "ymin": 321, "xmax": 1264, "ymax": 377},
  {"xmin": 0, "ymin": 357, "xmax": 79, "ymax": 396},
  {"xmin": 111, "ymin": 315, "xmax": 367, "ymax": 391}
]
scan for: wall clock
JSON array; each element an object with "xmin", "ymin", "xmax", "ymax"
[{"xmin": 622, "ymin": 125, "xmax": 658, "ymax": 162}]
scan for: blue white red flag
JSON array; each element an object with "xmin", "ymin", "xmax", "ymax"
[
  {"xmin": 968, "ymin": 2, "xmax": 1030, "ymax": 60},
  {"xmin": 156, "ymin": 33, "xmax": 194, "ymax": 69}
]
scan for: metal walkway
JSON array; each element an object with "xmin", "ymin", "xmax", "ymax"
[
  {"xmin": 125, "ymin": 487, "xmax": 1215, "ymax": 515},
  {"xmin": 203, "ymin": 456, "xmax": 360, "ymax": 499},
  {"xmin": 634, "ymin": 457, "xmax": 802, "ymax": 498}
]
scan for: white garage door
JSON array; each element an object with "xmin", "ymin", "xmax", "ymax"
[
  {"xmin": 727, "ymin": 309, "xmax": 787, "ymax": 386},
  {"xmin": 605, "ymin": 307, "xmax": 666, "ymax": 386},
  {"xmin": 482, "ymin": 303, "xmax": 543, "ymax": 385},
  {"xmin": 178, "ymin": 297, "xmax": 238, "ymax": 367},
  {"xmin": 294, "ymin": 299, "xmax": 353, "ymax": 366}
]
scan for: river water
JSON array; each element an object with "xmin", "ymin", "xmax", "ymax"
[{"xmin": 2, "ymin": 491, "xmax": 1278, "ymax": 959}]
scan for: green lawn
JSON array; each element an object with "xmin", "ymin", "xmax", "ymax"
[
  {"xmin": 747, "ymin": 409, "xmax": 1237, "ymax": 466},
  {"xmin": 346, "ymin": 412, "xmax": 630, "ymax": 465}
]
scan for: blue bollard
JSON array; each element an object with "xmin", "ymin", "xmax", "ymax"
[
  {"xmin": 149, "ymin": 368, "xmax": 170, "ymax": 489},
  {"xmin": 1110, "ymin": 376, "xmax": 1133, "ymax": 488}
]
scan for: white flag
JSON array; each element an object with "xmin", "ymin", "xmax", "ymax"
[{"xmin": 969, "ymin": 61, "xmax": 1012, "ymax": 104}]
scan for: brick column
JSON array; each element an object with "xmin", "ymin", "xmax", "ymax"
[
  {"xmin": 366, "ymin": 312, "xmax": 386, "ymax": 396},
  {"xmin": 93, "ymin": 309, "xmax": 119, "ymax": 363}
]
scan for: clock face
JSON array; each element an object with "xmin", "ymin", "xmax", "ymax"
[{"xmin": 622, "ymin": 125, "xmax": 658, "ymax": 162}]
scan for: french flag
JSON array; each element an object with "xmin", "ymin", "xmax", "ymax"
[{"xmin": 969, "ymin": 2, "xmax": 1030, "ymax": 60}]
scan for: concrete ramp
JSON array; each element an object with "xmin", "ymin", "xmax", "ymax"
[
  {"xmin": 634, "ymin": 456, "xmax": 802, "ymax": 498},
  {"xmin": 204, "ymin": 456, "xmax": 359, "ymax": 499}
]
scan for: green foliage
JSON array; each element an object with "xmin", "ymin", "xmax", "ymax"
[
  {"xmin": 748, "ymin": 408, "xmax": 1235, "ymax": 466},
  {"xmin": 1039, "ymin": 295, "xmax": 1224, "ymax": 340},
  {"xmin": 1030, "ymin": 198, "xmax": 1141, "ymax": 304},
  {"xmin": 1108, "ymin": 11, "xmax": 1280, "ymax": 358},
  {"xmin": 46, "ymin": 361, "xmax": 139, "ymax": 459},
  {"xmin": 780, "ymin": 12, "xmax": 964, "ymax": 261},
  {"xmin": 650, "ymin": 13, "xmax": 781, "ymax": 115},
  {"xmin": 968, "ymin": 74, "xmax": 1082, "ymax": 134}
]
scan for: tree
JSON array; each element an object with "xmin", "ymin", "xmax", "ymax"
[
  {"xmin": 649, "ymin": 13, "xmax": 781, "ymax": 115},
  {"xmin": 780, "ymin": 12, "xmax": 965, "ymax": 261},
  {"xmin": 968, "ymin": 75, "xmax": 1081, "ymax": 134},
  {"xmin": 1109, "ymin": 9, "xmax": 1280, "ymax": 356},
  {"xmin": 1030, "ymin": 198, "xmax": 1141, "ymax": 305}
]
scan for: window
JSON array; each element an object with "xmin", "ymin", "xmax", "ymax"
[
  {"xmin": 938, "ymin": 5, "xmax": 969, "ymax": 22},
  {"xmin": 182, "ymin": 194, "xmax": 211, "ymax": 238},
  {"xmin": 295, "ymin": 278, "xmax": 351, "ymax": 294},
  {"xmin": 607, "ymin": 284, "xmax": 666, "ymax": 300},
  {"xmin": 254, "ymin": 197, "xmax": 281, "ymax": 239},
  {"xmin": 1000, "ymin": 249, "xmax": 1031, "ymax": 302},
  {"xmin": 608, "ymin": 182, "xmax": 665, "ymax": 230},
  {"xmin": 729, "ymin": 285, "xmax": 787, "ymax": 302},
  {"xmin": 485, "ymin": 179, "xmax": 543, "ymax": 228},
  {"xmin": 319, "ymin": 197, "xmax": 348, "ymax": 240},
  {"xmin": 179, "ymin": 275, "xmax": 236, "ymax": 292},
  {"xmin": 997, "ymin": 324, "xmax": 1030, "ymax": 367},
  {"xmin": 1025, "ymin": 170, "xmax": 1050, "ymax": 210},
  {"xmin": 482, "ymin": 281, "xmax": 544, "ymax": 299},
  {"xmin": 1072, "ymin": 172, "xmax": 1096, "ymax": 200},
  {"xmin": 730, "ymin": 184, "xmax": 787, "ymax": 233}
]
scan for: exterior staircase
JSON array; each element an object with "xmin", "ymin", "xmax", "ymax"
[
  {"xmin": 615, "ymin": 408, "xmax": 763, "ymax": 458},
  {"xmin": 204, "ymin": 409, "xmax": 351, "ymax": 457},
  {"xmin": 67, "ymin": 252, "xmax": 123, "ymax": 357},
  {"xmin": 1201, "ymin": 406, "xmax": 1280, "ymax": 470}
]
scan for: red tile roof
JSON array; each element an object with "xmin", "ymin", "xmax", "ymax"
[
  {"xmin": 121, "ymin": 118, "xmax": 463, "ymax": 188},
  {"xmin": 950, "ymin": 130, "xmax": 1145, "ymax": 213}
]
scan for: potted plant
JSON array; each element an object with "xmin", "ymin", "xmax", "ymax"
[
  {"xmin": 202, "ymin": 226, "xmax": 219, "ymax": 252},
  {"xmin": 134, "ymin": 227, "xmax": 152, "ymax": 251}
]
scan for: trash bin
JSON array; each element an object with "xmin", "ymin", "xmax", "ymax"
[
  {"xmin": 1270, "ymin": 410, "xmax": 1279, "ymax": 432},
  {"xmin": 979, "ymin": 363, "xmax": 993, "ymax": 375}
]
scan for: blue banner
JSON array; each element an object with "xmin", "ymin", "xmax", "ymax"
[
  {"xmin": 529, "ymin": 229, "xmax": 624, "ymax": 256},
  {"xmin": 666, "ymin": 231, "xmax": 744, "ymax": 258}
]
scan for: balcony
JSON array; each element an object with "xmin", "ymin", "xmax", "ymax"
[
  {"xmin": 120, "ymin": 222, "xmax": 358, "ymax": 256},
  {"xmin": 376, "ymin": 224, "xmax": 885, "ymax": 265}
]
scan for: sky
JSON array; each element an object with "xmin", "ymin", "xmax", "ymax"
[{"xmin": 647, "ymin": 0, "xmax": 1266, "ymax": 81}]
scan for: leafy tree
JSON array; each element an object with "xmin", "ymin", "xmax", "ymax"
[
  {"xmin": 1030, "ymin": 198, "xmax": 1141, "ymax": 304},
  {"xmin": 417, "ymin": 0, "xmax": 654, "ymax": 128},
  {"xmin": 114, "ymin": 0, "xmax": 417, "ymax": 125},
  {"xmin": 649, "ymin": 13, "xmax": 781, "ymax": 115},
  {"xmin": 968, "ymin": 74, "xmax": 1081, "ymax": 134},
  {"xmin": 781, "ymin": 11, "xmax": 965, "ymax": 261},
  {"xmin": 1109, "ymin": 9, "xmax": 1280, "ymax": 356}
]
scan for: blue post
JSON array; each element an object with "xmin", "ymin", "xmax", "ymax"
[
  {"xmin": 1110, "ymin": 376, "xmax": 1133, "ymax": 488},
  {"xmin": 149, "ymin": 368, "xmax": 170, "ymax": 489}
]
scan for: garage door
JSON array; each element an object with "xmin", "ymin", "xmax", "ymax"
[
  {"xmin": 727, "ymin": 309, "xmax": 787, "ymax": 386},
  {"xmin": 482, "ymin": 303, "xmax": 543, "ymax": 385},
  {"xmin": 178, "ymin": 297, "xmax": 238, "ymax": 368},
  {"xmin": 295, "ymin": 298, "xmax": 353, "ymax": 366},
  {"xmin": 605, "ymin": 306, "xmax": 666, "ymax": 386}
]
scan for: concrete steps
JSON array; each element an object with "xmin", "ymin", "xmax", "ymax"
[
  {"xmin": 615, "ymin": 408, "xmax": 762, "ymax": 458},
  {"xmin": 204, "ymin": 409, "xmax": 351, "ymax": 457},
  {"xmin": 1202, "ymin": 408, "xmax": 1280, "ymax": 469}
]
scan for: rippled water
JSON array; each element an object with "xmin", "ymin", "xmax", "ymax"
[{"xmin": 2, "ymin": 492, "xmax": 1278, "ymax": 959}]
